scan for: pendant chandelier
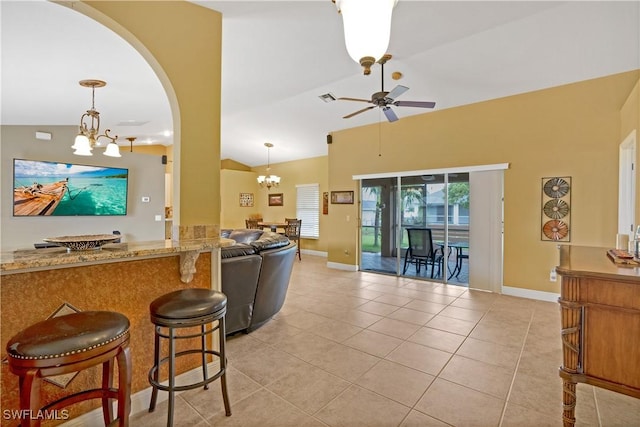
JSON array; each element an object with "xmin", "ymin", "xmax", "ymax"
[
  {"xmin": 333, "ymin": 0, "xmax": 398, "ymax": 75},
  {"xmin": 257, "ymin": 142, "xmax": 281, "ymax": 189},
  {"xmin": 126, "ymin": 136, "xmax": 137, "ymax": 152},
  {"xmin": 71, "ymin": 79, "xmax": 121, "ymax": 157}
]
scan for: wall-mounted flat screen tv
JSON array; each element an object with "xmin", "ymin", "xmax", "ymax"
[{"xmin": 13, "ymin": 159, "xmax": 128, "ymax": 216}]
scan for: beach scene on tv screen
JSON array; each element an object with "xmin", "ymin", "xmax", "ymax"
[{"xmin": 13, "ymin": 159, "xmax": 128, "ymax": 216}]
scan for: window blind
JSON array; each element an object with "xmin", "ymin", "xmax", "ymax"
[{"xmin": 296, "ymin": 184, "xmax": 319, "ymax": 239}]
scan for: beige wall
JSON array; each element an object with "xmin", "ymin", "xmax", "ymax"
[
  {"xmin": 221, "ymin": 158, "xmax": 251, "ymax": 171},
  {"xmin": 220, "ymin": 169, "xmax": 263, "ymax": 229},
  {"xmin": 620, "ymin": 79, "xmax": 640, "ymax": 228},
  {"xmin": 221, "ymin": 156, "xmax": 329, "ymax": 253},
  {"xmin": 621, "ymin": 79, "xmax": 640, "ymax": 140},
  {"xmin": 1, "ymin": 125, "xmax": 166, "ymax": 251},
  {"xmin": 81, "ymin": 1, "xmax": 222, "ymax": 229},
  {"xmin": 329, "ymin": 70, "xmax": 640, "ymax": 293}
]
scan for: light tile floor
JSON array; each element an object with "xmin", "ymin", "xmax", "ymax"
[{"xmin": 131, "ymin": 255, "xmax": 640, "ymax": 426}]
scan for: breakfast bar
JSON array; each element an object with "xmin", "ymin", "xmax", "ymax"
[{"xmin": 0, "ymin": 237, "xmax": 228, "ymax": 425}]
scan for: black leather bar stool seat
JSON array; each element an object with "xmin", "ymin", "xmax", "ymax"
[
  {"xmin": 148, "ymin": 288, "xmax": 231, "ymax": 426},
  {"xmin": 6, "ymin": 311, "xmax": 131, "ymax": 427}
]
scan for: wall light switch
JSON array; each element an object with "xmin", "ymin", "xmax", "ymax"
[
  {"xmin": 141, "ymin": 196, "xmax": 150, "ymax": 203},
  {"xmin": 155, "ymin": 215, "xmax": 162, "ymax": 221}
]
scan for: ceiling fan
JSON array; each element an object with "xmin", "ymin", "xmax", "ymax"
[{"xmin": 338, "ymin": 54, "xmax": 436, "ymax": 122}]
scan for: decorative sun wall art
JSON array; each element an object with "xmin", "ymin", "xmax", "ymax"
[{"xmin": 541, "ymin": 176, "xmax": 571, "ymax": 242}]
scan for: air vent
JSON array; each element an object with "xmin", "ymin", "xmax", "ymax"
[
  {"xmin": 318, "ymin": 93, "xmax": 337, "ymax": 103},
  {"xmin": 35, "ymin": 131, "xmax": 52, "ymax": 140},
  {"xmin": 116, "ymin": 120, "xmax": 150, "ymax": 126}
]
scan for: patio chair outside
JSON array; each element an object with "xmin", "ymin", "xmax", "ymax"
[{"xmin": 403, "ymin": 227, "xmax": 443, "ymax": 278}]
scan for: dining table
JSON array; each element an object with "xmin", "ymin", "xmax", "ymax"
[{"xmin": 257, "ymin": 222, "xmax": 288, "ymax": 233}]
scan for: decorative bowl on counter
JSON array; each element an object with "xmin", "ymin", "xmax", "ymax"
[{"xmin": 42, "ymin": 234, "xmax": 121, "ymax": 251}]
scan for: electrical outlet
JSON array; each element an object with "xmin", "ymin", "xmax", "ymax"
[{"xmin": 549, "ymin": 268, "xmax": 557, "ymax": 282}]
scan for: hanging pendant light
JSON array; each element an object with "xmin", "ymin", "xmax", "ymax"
[
  {"xmin": 334, "ymin": 0, "xmax": 398, "ymax": 75},
  {"xmin": 126, "ymin": 136, "xmax": 137, "ymax": 152},
  {"xmin": 72, "ymin": 79, "xmax": 121, "ymax": 157},
  {"xmin": 257, "ymin": 143, "xmax": 281, "ymax": 189}
]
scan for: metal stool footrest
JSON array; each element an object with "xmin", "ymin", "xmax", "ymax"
[{"xmin": 148, "ymin": 348, "xmax": 226, "ymax": 393}]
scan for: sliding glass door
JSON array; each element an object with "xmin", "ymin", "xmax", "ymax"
[
  {"xmin": 360, "ymin": 173, "xmax": 470, "ymax": 285},
  {"xmin": 361, "ymin": 178, "xmax": 398, "ymax": 275}
]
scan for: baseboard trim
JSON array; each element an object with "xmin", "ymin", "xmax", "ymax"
[
  {"xmin": 502, "ymin": 285, "xmax": 560, "ymax": 303},
  {"xmin": 327, "ymin": 262, "xmax": 359, "ymax": 272},
  {"xmin": 300, "ymin": 249, "xmax": 327, "ymax": 257},
  {"xmin": 61, "ymin": 361, "xmax": 220, "ymax": 426}
]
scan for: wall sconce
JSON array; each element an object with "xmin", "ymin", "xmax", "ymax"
[
  {"xmin": 333, "ymin": 0, "xmax": 398, "ymax": 75},
  {"xmin": 71, "ymin": 79, "xmax": 121, "ymax": 157}
]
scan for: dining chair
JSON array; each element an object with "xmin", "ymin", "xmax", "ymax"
[
  {"xmin": 284, "ymin": 219, "xmax": 302, "ymax": 260},
  {"xmin": 245, "ymin": 219, "xmax": 260, "ymax": 229},
  {"xmin": 402, "ymin": 228, "xmax": 443, "ymax": 278}
]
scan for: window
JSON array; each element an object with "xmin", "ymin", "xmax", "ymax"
[{"xmin": 296, "ymin": 184, "xmax": 319, "ymax": 238}]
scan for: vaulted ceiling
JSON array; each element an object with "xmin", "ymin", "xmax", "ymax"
[{"xmin": 2, "ymin": 1, "xmax": 639, "ymax": 166}]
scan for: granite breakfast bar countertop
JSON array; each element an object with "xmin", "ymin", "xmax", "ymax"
[{"xmin": 0, "ymin": 237, "xmax": 235, "ymax": 282}]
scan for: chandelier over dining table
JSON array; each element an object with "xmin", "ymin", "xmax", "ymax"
[{"xmin": 257, "ymin": 142, "xmax": 281, "ymax": 189}]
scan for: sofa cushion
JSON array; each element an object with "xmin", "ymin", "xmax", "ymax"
[
  {"xmin": 250, "ymin": 231, "xmax": 290, "ymax": 251},
  {"xmin": 227, "ymin": 229, "xmax": 264, "ymax": 244},
  {"xmin": 221, "ymin": 243, "xmax": 256, "ymax": 259}
]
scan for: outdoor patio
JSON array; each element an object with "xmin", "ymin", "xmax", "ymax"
[{"xmin": 361, "ymin": 251, "xmax": 469, "ymax": 286}]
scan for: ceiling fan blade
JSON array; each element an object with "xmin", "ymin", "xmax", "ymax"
[
  {"xmin": 382, "ymin": 106, "xmax": 399, "ymax": 122},
  {"xmin": 343, "ymin": 106, "xmax": 375, "ymax": 119},
  {"xmin": 385, "ymin": 85, "xmax": 409, "ymax": 101},
  {"xmin": 393, "ymin": 100, "xmax": 436, "ymax": 108},
  {"xmin": 338, "ymin": 97, "xmax": 371, "ymax": 103}
]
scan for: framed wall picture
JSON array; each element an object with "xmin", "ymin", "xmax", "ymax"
[
  {"xmin": 331, "ymin": 191, "xmax": 354, "ymax": 204},
  {"xmin": 239, "ymin": 192, "xmax": 254, "ymax": 207},
  {"xmin": 268, "ymin": 193, "xmax": 283, "ymax": 206},
  {"xmin": 323, "ymin": 192, "xmax": 329, "ymax": 214}
]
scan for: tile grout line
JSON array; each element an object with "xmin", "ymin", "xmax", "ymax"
[
  {"xmin": 389, "ymin": 290, "xmax": 491, "ymax": 427},
  {"xmin": 593, "ymin": 385, "xmax": 604, "ymax": 427},
  {"xmin": 497, "ymin": 307, "xmax": 535, "ymax": 427}
]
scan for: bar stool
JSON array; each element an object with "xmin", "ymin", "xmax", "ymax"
[
  {"xmin": 148, "ymin": 288, "xmax": 231, "ymax": 426},
  {"xmin": 5, "ymin": 311, "xmax": 131, "ymax": 427}
]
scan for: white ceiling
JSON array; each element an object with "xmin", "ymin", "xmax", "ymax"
[{"xmin": 2, "ymin": 1, "xmax": 639, "ymax": 167}]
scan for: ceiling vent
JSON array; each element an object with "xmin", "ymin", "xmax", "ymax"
[
  {"xmin": 117, "ymin": 120, "xmax": 150, "ymax": 126},
  {"xmin": 318, "ymin": 93, "xmax": 337, "ymax": 103}
]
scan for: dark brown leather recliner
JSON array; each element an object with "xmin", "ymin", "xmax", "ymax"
[
  {"xmin": 249, "ymin": 242, "xmax": 297, "ymax": 331},
  {"xmin": 220, "ymin": 229, "xmax": 296, "ymax": 334}
]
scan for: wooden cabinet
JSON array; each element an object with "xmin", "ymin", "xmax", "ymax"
[{"xmin": 556, "ymin": 245, "xmax": 640, "ymax": 426}]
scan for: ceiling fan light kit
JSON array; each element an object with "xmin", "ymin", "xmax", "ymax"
[
  {"xmin": 334, "ymin": 0, "xmax": 398, "ymax": 75},
  {"xmin": 72, "ymin": 79, "xmax": 121, "ymax": 158}
]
